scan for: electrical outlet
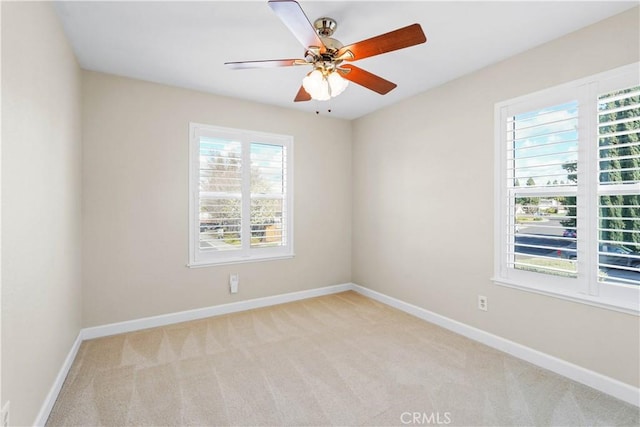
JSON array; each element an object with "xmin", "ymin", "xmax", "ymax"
[
  {"xmin": 478, "ymin": 295, "xmax": 488, "ymax": 311},
  {"xmin": 229, "ymin": 273, "xmax": 239, "ymax": 294},
  {"xmin": 1, "ymin": 401, "xmax": 10, "ymax": 427}
]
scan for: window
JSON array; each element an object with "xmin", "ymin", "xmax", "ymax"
[
  {"xmin": 189, "ymin": 123, "xmax": 293, "ymax": 266},
  {"xmin": 494, "ymin": 63, "xmax": 639, "ymax": 313}
]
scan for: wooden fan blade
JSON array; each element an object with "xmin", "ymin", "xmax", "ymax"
[
  {"xmin": 337, "ymin": 23, "xmax": 426, "ymax": 61},
  {"xmin": 225, "ymin": 59, "xmax": 306, "ymax": 69},
  {"xmin": 294, "ymin": 85, "xmax": 311, "ymax": 102},
  {"xmin": 337, "ymin": 65, "xmax": 397, "ymax": 95},
  {"xmin": 268, "ymin": 0, "xmax": 325, "ymax": 52}
]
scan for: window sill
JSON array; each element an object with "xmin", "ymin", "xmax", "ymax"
[
  {"xmin": 187, "ymin": 253, "xmax": 295, "ymax": 268},
  {"xmin": 491, "ymin": 277, "xmax": 640, "ymax": 316}
]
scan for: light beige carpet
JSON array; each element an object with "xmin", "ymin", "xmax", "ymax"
[{"xmin": 47, "ymin": 291, "xmax": 639, "ymax": 426}]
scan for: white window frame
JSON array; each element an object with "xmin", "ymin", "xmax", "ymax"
[
  {"xmin": 494, "ymin": 63, "xmax": 640, "ymax": 314},
  {"xmin": 188, "ymin": 123, "xmax": 294, "ymax": 267}
]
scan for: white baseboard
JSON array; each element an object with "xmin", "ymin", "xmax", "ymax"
[
  {"xmin": 33, "ymin": 332, "xmax": 82, "ymax": 426},
  {"xmin": 81, "ymin": 283, "xmax": 353, "ymax": 340},
  {"xmin": 350, "ymin": 283, "xmax": 640, "ymax": 407},
  {"xmin": 36, "ymin": 281, "xmax": 638, "ymax": 426}
]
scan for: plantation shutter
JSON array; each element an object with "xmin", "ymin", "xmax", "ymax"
[
  {"xmin": 198, "ymin": 137, "xmax": 243, "ymax": 252},
  {"xmin": 597, "ymin": 86, "xmax": 640, "ymax": 285},
  {"xmin": 189, "ymin": 123, "xmax": 294, "ymax": 266},
  {"xmin": 250, "ymin": 143, "xmax": 288, "ymax": 248},
  {"xmin": 505, "ymin": 100, "xmax": 579, "ymax": 277}
]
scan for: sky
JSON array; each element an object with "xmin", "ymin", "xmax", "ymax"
[
  {"xmin": 200, "ymin": 137, "xmax": 285, "ymax": 194},
  {"xmin": 510, "ymin": 100, "xmax": 579, "ymax": 188}
]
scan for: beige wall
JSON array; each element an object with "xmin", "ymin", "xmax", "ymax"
[
  {"xmin": 1, "ymin": 2, "xmax": 83, "ymax": 426},
  {"xmin": 352, "ymin": 8, "xmax": 640, "ymax": 388},
  {"xmin": 81, "ymin": 71, "xmax": 352, "ymax": 327}
]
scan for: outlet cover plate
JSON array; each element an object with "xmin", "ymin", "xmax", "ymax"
[{"xmin": 478, "ymin": 295, "xmax": 488, "ymax": 311}]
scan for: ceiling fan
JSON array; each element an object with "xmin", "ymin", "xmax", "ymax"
[{"xmin": 224, "ymin": 0, "xmax": 427, "ymax": 103}]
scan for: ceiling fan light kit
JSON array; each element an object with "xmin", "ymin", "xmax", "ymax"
[
  {"xmin": 224, "ymin": 0, "xmax": 427, "ymax": 106},
  {"xmin": 302, "ymin": 68, "xmax": 348, "ymax": 101}
]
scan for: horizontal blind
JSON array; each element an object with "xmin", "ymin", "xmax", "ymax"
[
  {"xmin": 597, "ymin": 86, "xmax": 640, "ymax": 286},
  {"xmin": 506, "ymin": 101, "xmax": 579, "ymax": 277}
]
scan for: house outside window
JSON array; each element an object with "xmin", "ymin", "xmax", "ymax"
[
  {"xmin": 189, "ymin": 123, "xmax": 294, "ymax": 266},
  {"xmin": 494, "ymin": 63, "xmax": 639, "ymax": 313}
]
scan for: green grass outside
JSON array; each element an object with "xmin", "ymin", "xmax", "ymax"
[
  {"xmin": 516, "ymin": 216, "xmax": 544, "ymax": 223},
  {"xmin": 516, "ymin": 257, "xmax": 577, "ymax": 278}
]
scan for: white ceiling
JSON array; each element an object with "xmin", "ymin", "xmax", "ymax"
[{"xmin": 54, "ymin": 1, "xmax": 638, "ymax": 120}]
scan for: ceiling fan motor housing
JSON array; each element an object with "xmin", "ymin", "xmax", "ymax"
[{"xmin": 320, "ymin": 36, "xmax": 343, "ymax": 53}]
